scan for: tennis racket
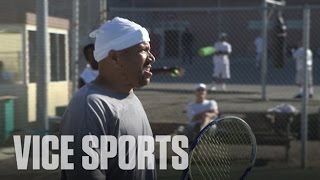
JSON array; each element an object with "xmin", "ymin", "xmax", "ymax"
[
  {"xmin": 181, "ymin": 116, "xmax": 257, "ymax": 180},
  {"xmin": 198, "ymin": 46, "xmax": 216, "ymax": 57},
  {"xmin": 168, "ymin": 67, "xmax": 185, "ymax": 77}
]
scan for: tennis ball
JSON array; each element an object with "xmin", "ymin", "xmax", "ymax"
[
  {"xmin": 170, "ymin": 73, "xmax": 177, "ymax": 77},
  {"xmin": 170, "ymin": 69, "xmax": 179, "ymax": 77}
]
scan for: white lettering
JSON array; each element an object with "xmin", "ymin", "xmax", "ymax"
[
  {"xmin": 137, "ymin": 136, "xmax": 155, "ymax": 170},
  {"xmin": 60, "ymin": 135, "xmax": 74, "ymax": 170},
  {"xmin": 118, "ymin": 135, "xmax": 136, "ymax": 170},
  {"xmin": 32, "ymin": 135, "xmax": 40, "ymax": 170},
  {"xmin": 172, "ymin": 135, "xmax": 189, "ymax": 170},
  {"xmin": 42, "ymin": 135, "xmax": 59, "ymax": 170},
  {"xmin": 155, "ymin": 135, "xmax": 171, "ymax": 170},
  {"xmin": 100, "ymin": 136, "xmax": 117, "ymax": 170},
  {"xmin": 13, "ymin": 135, "xmax": 31, "ymax": 170},
  {"xmin": 82, "ymin": 135, "xmax": 100, "ymax": 170}
]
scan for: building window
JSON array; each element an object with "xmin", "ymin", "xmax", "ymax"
[
  {"xmin": 50, "ymin": 33, "xmax": 66, "ymax": 81},
  {"xmin": 28, "ymin": 30, "xmax": 37, "ymax": 83},
  {"xmin": 28, "ymin": 31, "xmax": 67, "ymax": 82}
]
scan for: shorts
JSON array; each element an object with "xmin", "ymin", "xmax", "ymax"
[
  {"xmin": 213, "ymin": 62, "xmax": 230, "ymax": 79},
  {"xmin": 296, "ymin": 69, "xmax": 313, "ymax": 85}
]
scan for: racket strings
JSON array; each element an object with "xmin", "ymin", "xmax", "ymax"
[
  {"xmin": 189, "ymin": 118, "xmax": 256, "ymax": 180},
  {"xmin": 223, "ymin": 120, "xmax": 255, "ymax": 178},
  {"xmin": 207, "ymin": 124, "xmax": 234, "ymax": 179},
  {"xmin": 191, "ymin": 126, "xmax": 231, "ymax": 179},
  {"xmin": 192, "ymin": 140, "xmax": 215, "ymax": 179},
  {"xmin": 222, "ymin": 120, "xmax": 253, "ymax": 170},
  {"xmin": 191, "ymin": 144, "xmax": 224, "ymax": 179},
  {"xmin": 192, "ymin": 146, "xmax": 216, "ymax": 180},
  {"xmin": 203, "ymin": 127, "xmax": 231, "ymax": 177},
  {"xmin": 193, "ymin": 134, "xmax": 224, "ymax": 179}
]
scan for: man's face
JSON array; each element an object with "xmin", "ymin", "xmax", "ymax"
[
  {"xmin": 195, "ymin": 88, "xmax": 207, "ymax": 101},
  {"xmin": 117, "ymin": 42, "xmax": 156, "ymax": 88}
]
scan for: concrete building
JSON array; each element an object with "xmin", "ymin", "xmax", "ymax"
[{"xmin": 0, "ymin": 1, "xmax": 70, "ymax": 138}]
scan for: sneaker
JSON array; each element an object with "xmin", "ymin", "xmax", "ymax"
[
  {"xmin": 294, "ymin": 94, "xmax": 313, "ymax": 99},
  {"xmin": 294, "ymin": 94, "xmax": 302, "ymax": 99}
]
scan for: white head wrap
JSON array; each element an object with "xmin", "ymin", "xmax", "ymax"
[{"xmin": 89, "ymin": 17, "xmax": 150, "ymax": 62}]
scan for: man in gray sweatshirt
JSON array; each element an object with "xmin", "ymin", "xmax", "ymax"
[{"xmin": 60, "ymin": 17, "xmax": 156, "ymax": 180}]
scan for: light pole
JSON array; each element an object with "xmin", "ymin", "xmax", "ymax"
[{"xmin": 36, "ymin": 0, "xmax": 49, "ymax": 133}]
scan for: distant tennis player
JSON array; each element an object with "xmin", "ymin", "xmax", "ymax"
[
  {"xmin": 60, "ymin": 17, "xmax": 156, "ymax": 180},
  {"xmin": 211, "ymin": 33, "xmax": 232, "ymax": 91},
  {"xmin": 292, "ymin": 41, "xmax": 314, "ymax": 98},
  {"xmin": 78, "ymin": 44, "xmax": 98, "ymax": 89},
  {"xmin": 185, "ymin": 83, "xmax": 219, "ymax": 142}
]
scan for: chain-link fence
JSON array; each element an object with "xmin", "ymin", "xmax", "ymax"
[
  {"xmin": 107, "ymin": 6, "xmax": 320, "ymax": 169},
  {"xmin": 0, "ymin": 1, "xmax": 320, "ymax": 179},
  {"xmin": 108, "ymin": 6, "xmax": 320, "ymax": 86}
]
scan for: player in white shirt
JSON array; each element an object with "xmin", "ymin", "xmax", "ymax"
[
  {"xmin": 186, "ymin": 83, "xmax": 219, "ymax": 137},
  {"xmin": 292, "ymin": 41, "xmax": 313, "ymax": 98},
  {"xmin": 78, "ymin": 44, "xmax": 99, "ymax": 88},
  {"xmin": 211, "ymin": 33, "xmax": 232, "ymax": 91}
]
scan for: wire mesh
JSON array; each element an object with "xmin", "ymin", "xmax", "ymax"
[
  {"xmin": 0, "ymin": 2, "xmax": 319, "ymax": 179},
  {"xmin": 107, "ymin": 6, "xmax": 320, "ymax": 168}
]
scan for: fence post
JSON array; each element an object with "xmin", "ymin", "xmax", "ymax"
[
  {"xmin": 36, "ymin": 0, "xmax": 49, "ymax": 132},
  {"xmin": 261, "ymin": 1, "xmax": 268, "ymax": 100},
  {"xmin": 71, "ymin": 0, "xmax": 79, "ymax": 94},
  {"xmin": 301, "ymin": 6, "xmax": 311, "ymax": 169}
]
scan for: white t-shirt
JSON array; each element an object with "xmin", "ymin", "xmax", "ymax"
[
  {"xmin": 79, "ymin": 65, "xmax": 99, "ymax": 84},
  {"xmin": 293, "ymin": 47, "xmax": 313, "ymax": 71},
  {"xmin": 186, "ymin": 99, "xmax": 218, "ymax": 126},
  {"xmin": 213, "ymin": 41, "xmax": 232, "ymax": 64}
]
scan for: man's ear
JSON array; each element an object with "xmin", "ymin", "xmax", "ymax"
[
  {"xmin": 108, "ymin": 50, "xmax": 125, "ymax": 69},
  {"xmin": 108, "ymin": 50, "xmax": 119, "ymax": 64}
]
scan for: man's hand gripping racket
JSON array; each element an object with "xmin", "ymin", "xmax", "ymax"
[{"xmin": 181, "ymin": 116, "xmax": 257, "ymax": 180}]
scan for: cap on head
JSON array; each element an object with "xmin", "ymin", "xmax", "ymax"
[
  {"xmin": 194, "ymin": 83, "xmax": 207, "ymax": 91},
  {"xmin": 89, "ymin": 17, "xmax": 150, "ymax": 62}
]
